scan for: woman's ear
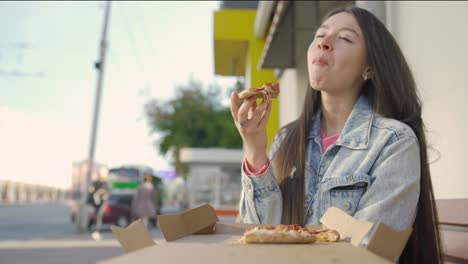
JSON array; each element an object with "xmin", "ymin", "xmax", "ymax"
[{"xmin": 362, "ymin": 67, "xmax": 373, "ymax": 81}]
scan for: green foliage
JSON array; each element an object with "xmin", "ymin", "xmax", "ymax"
[{"xmin": 144, "ymin": 78, "xmax": 243, "ymax": 175}]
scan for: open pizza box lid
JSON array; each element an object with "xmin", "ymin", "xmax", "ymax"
[{"xmin": 100, "ymin": 204, "xmax": 412, "ymax": 264}]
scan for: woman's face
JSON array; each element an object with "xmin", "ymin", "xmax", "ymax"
[{"xmin": 307, "ymin": 12, "xmax": 368, "ymax": 94}]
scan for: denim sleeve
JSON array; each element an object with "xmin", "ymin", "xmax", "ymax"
[
  {"xmin": 354, "ymin": 136, "xmax": 420, "ymax": 232},
  {"xmin": 238, "ymin": 130, "xmax": 287, "ymax": 224},
  {"xmin": 239, "ymin": 165, "xmax": 282, "ymax": 224}
]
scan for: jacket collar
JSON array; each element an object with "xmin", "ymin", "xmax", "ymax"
[{"xmin": 308, "ymin": 95, "xmax": 374, "ymax": 150}]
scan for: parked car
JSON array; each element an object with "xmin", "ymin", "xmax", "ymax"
[
  {"xmin": 108, "ymin": 165, "xmax": 164, "ymax": 215},
  {"xmin": 70, "ymin": 166, "xmax": 164, "ymax": 229}
]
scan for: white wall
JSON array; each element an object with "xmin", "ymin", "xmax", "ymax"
[
  {"xmin": 278, "ymin": 53, "xmax": 309, "ymax": 127},
  {"xmin": 386, "ymin": 1, "xmax": 468, "ymax": 199},
  {"xmin": 278, "ymin": 69, "xmax": 300, "ymax": 126}
]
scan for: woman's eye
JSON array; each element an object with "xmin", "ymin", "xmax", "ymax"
[
  {"xmin": 315, "ymin": 35, "xmax": 324, "ymax": 39},
  {"xmin": 339, "ymin": 37, "xmax": 352, "ymax": 43}
]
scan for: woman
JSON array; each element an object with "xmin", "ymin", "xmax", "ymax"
[
  {"xmin": 230, "ymin": 6, "xmax": 441, "ymax": 264},
  {"xmin": 131, "ymin": 174, "xmax": 159, "ymax": 227}
]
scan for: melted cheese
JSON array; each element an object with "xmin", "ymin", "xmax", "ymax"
[{"xmin": 247, "ymin": 227, "xmax": 313, "ymax": 238}]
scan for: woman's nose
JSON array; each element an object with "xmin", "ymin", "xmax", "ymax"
[{"xmin": 318, "ymin": 38, "xmax": 333, "ymax": 51}]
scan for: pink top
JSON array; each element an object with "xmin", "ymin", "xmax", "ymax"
[
  {"xmin": 244, "ymin": 123, "xmax": 341, "ymax": 176},
  {"xmin": 243, "ymin": 158, "xmax": 269, "ymax": 176},
  {"xmin": 320, "ymin": 124, "xmax": 340, "ymax": 152}
]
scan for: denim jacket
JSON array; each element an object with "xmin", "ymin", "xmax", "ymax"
[{"xmin": 239, "ymin": 95, "xmax": 420, "ymax": 233}]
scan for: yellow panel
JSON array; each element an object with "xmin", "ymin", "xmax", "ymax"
[
  {"xmin": 247, "ymin": 38, "xmax": 279, "ymax": 148},
  {"xmin": 214, "ymin": 10, "xmax": 256, "ymax": 41},
  {"xmin": 213, "ymin": 9, "xmax": 256, "ymax": 76},
  {"xmin": 214, "ymin": 40, "xmax": 248, "ymax": 76},
  {"xmin": 213, "ymin": 8, "xmax": 279, "ymax": 148}
]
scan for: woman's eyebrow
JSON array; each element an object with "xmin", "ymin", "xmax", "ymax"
[{"xmin": 318, "ymin": 24, "xmax": 360, "ymax": 37}]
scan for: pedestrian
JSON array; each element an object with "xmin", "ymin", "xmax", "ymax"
[
  {"xmin": 89, "ymin": 171, "xmax": 109, "ymax": 241},
  {"xmin": 131, "ymin": 173, "xmax": 158, "ymax": 227},
  {"xmin": 230, "ymin": 6, "xmax": 441, "ymax": 264}
]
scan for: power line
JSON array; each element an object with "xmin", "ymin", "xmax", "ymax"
[
  {"xmin": 0, "ymin": 69, "xmax": 45, "ymax": 78},
  {"xmin": 116, "ymin": 2, "xmax": 145, "ymax": 76},
  {"xmin": 133, "ymin": 4, "xmax": 158, "ymax": 97},
  {"xmin": 115, "ymin": 2, "xmax": 156, "ymax": 107},
  {"xmin": 0, "ymin": 43, "xmax": 46, "ymax": 78}
]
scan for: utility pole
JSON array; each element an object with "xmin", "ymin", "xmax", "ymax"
[{"xmin": 77, "ymin": 1, "xmax": 111, "ymax": 232}]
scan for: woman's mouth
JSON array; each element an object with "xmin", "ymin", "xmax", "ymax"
[{"xmin": 312, "ymin": 58, "xmax": 329, "ymax": 66}]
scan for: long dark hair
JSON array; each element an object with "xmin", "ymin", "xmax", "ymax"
[{"xmin": 271, "ymin": 6, "xmax": 442, "ymax": 264}]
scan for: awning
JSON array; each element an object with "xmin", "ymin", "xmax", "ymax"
[
  {"xmin": 258, "ymin": 1, "xmax": 350, "ymax": 70},
  {"xmin": 258, "ymin": 0, "xmax": 294, "ymax": 69}
]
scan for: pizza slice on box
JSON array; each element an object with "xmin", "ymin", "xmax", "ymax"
[
  {"xmin": 239, "ymin": 224, "xmax": 340, "ymax": 244},
  {"xmin": 306, "ymin": 227, "xmax": 341, "ymax": 242}
]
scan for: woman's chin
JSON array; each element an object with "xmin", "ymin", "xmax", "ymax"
[{"xmin": 310, "ymin": 78, "xmax": 326, "ymax": 90}]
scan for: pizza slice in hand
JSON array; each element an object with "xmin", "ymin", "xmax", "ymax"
[{"xmin": 238, "ymin": 82, "xmax": 280, "ymax": 101}]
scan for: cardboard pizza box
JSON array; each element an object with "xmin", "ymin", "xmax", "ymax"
[{"xmin": 99, "ymin": 204, "xmax": 412, "ymax": 264}]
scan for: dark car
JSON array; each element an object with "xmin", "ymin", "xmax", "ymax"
[
  {"xmin": 108, "ymin": 166, "xmax": 165, "ymax": 214},
  {"xmin": 70, "ymin": 192, "xmax": 134, "ymax": 230},
  {"xmin": 71, "ymin": 165, "xmax": 164, "ymax": 229}
]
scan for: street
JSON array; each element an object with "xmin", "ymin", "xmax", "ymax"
[
  {"xmin": 0, "ymin": 202, "xmax": 236, "ymax": 264},
  {"xmin": 0, "ymin": 203, "xmax": 76, "ymax": 240},
  {"xmin": 0, "ymin": 202, "xmax": 162, "ymax": 264}
]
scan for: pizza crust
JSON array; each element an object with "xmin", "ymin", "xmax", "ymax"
[
  {"xmin": 315, "ymin": 229, "xmax": 341, "ymax": 242},
  {"xmin": 240, "ymin": 225, "xmax": 316, "ymax": 244},
  {"xmin": 238, "ymin": 89, "xmax": 260, "ymax": 100},
  {"xmin": 238, "ymin": 82, "xmax": 279, "ymax": 100},
  {"xmin": 239, "ymin": 225, "xmax": 341, "ymax": 244}
]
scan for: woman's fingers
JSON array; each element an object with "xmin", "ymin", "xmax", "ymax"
[
  {"xmin": 230, "ymin": 92, "xmax": 239, "ymax": 123},
  {"xmin": 238, "ymin": 98, "xmax": 256, "ymax": 125},
  {"xmin": 258, "ymin": 99, "xmax": 272, "ymax": 128},
  {"xmin": 248, "ymin": 100, "xmax": 258, "ymax": 119},
  {"xmin": 231, "ymin": 91, "xmax": 272, "ymax": 130},
  {"xmin": 248, "ymin": 99, "xmax": 269, "ymax": 127}
]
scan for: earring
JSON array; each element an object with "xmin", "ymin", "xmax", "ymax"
[{"xmin": 363, "ymin": 74, "xmax": 368, "ymax": 81}]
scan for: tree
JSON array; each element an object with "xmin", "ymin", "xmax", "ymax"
[{"xmin": 144, "ymin": 78, "xmax": 243, "ymax": 175}]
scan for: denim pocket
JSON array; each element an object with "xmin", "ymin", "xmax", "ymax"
[
  {"xmin": 330, "ymin": 185, "xmax": 366, "ymax": 215},
  {"xmin": 323, "ymin": 174, "xmax": 370, "ymax": 215}
]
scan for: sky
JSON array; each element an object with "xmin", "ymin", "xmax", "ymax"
[{"xmin": 0, "ymin": 1, "xmax": 238, "ymax": 188}]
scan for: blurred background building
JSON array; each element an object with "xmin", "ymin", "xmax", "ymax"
[{"xmin": 180, "ymin": 147, "xmax": 243, "ymax": 216}]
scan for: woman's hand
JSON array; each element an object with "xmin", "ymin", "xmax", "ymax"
[{"xmin": 230, "ymin": 91, "xmax": 272, "ymax": 171}]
